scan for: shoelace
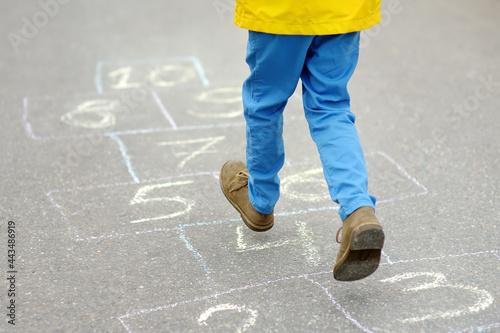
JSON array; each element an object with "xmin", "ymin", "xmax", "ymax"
[
  {"xmin": 229, "ymin": 171, "xmax": 250, "ymax": 193},
  {"xmin": 336, "ymin": 227, "xmax": 343, "ymax": 243}
]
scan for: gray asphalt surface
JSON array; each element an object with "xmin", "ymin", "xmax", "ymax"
[{"xmin": 1, "ymin": 0, "xmax": 499, "ymax": 332}]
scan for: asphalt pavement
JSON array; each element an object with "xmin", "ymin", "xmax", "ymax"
[{"xmin": 1, "ymin": 0, "xmax": 499, "ymax": 332}]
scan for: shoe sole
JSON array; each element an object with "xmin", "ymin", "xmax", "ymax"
[
  {"xmin": 334, "ymin": 225, "xmax": 384, "ymax": 282},
  {"xmin": 219, "ymin": 166, "xmax": 273, "ymax": 232}
]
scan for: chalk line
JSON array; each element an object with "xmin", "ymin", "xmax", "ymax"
[
  {"xmin": 46, "ymin": 190, "xmax": 81, "ymax": 241},
  {"xmin": 370, "ymin": 151, "xmax": 429, "ymax": 195},
  {"xmin": 381, "ymin": 250, "xmax": 394, "ymax": 265},
  {"xmin": 48, "ymin": 171, "xmax": 215, "ymax": 194},
  {"xmin": 151, "ymin": 90, "xmax": 177, "ymax": 129},
  {"xmin": 446, "ymin": 322, "xmax": 500, "ymax": 333},
  {"xmin": 107, "ymin": 133, "xmax": 140, "ymax": 183},
  {"xmin": 22, "ymin": 97, "xmax": 38, "ymax": 140},
  {"xmin": 177, "ymin": 225, "xmax": 212, "ymax": 280},
  {"xmin": 95, "ymin": 61, "xmax": 103, "ymax": 94},
  {"xmin": 25, "ymin": 120, "xmax": 245, "ymax": 141},
  {"xmin": 385, "ymin": 250, "xmax": 500, "ymax": 265},
  {"xmin": 304, "ymin": 276, "xmax": 374, "ymax": 333},
  {"xmin": 187, "ymin": 56, "xmax": 210, "ymax": 86}
]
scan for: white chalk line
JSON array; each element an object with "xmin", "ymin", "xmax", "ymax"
[
  {"xmin": 151, "ymin": 90, "xmax": 177, "ymax": 129},
  {"xmin": 303, "ymin": 276, "xmax": 374, "ymax": 333},
  {"xmin": 46, "ymin": 190, "xmax": 82, "ymax": 241},
  {"xmin": 107, "ymin": 133, "xmax": 140, "ymax": 183},
  {"xmin": 383, "ymin": 250, "xmax": 500, "ymax": 265},
  {"xmin": 48, "ymin": 171, "xmax": 216, "ymax": 194},
  {"xmin": 22, "ymin": 97, "xmax": 38, "ymax": 140},
  {"xmin": 446, "ymin": 322, "xmax": 500, "ymax": 333},
  {"xmin": 381, "ymin": 250, "xmax": 394, "ymax": 265},
  {"xmin": 23, "ymin": 121, "xmax": 246, "ymax": 141},
  {"xmin": 177, "ymin": 225, "xmax": 212, "ymax": 280},
  {"xmin": 117, "ymin": 249, "xmax": 499, "ymax": 332},
  {"xmin": 368, "ymin": 151, "xmax": 429, "ymax": 195},
  {"xmin": 75, "ymin": 227, "xmax": 172, "ymax": 242},
  {"xmin": 95, "ymin": 61, "xmax": 103, "ymax": 94}
]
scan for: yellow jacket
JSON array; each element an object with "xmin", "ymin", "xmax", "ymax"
[{"xmin": 234, "ymin": 0, "xmax": 381, "ymax": 35}]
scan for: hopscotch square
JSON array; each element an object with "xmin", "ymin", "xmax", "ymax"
[
  {"xmin": 276, "ymin": 151, "xmax": 428, "ymax": 214},
  {"xmin": 179, "ymin": 209, "xmax": 361, "ymax": 284},
  {"xmin": 47, "ymin": 173, "xmax": 227, "ymax": 241},
  {"xmin": 153, "ymin": 85, "xmax": 244, "ymax": 128},
  {"xmin": 23, "ymin": 92, "xmax": 172, "ymax": 140},
  {"xmin": 119, "ymin": 276, "xmax": 355, "ymax": 332},
  {"xmin": 153, "ymin": 85, "xmax": 305, "ymax": 128},
  {"xmin": 117, "ymin": 126, "xmax": 246, "ymax": 179},
  {"xmin": 310, "ymin": 251, "xmax": 500, "ymax": 333},
  {"xmin": 94, "ymin": 57, "xmax": 209, "ymax": 94}
]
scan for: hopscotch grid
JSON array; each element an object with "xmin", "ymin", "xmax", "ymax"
[
  {"xmin": 24, "ymin": 56, "xmax": 213, "ymax": 142},
  {"xmin": 177, "ymin": 151, "xmax": 427, "ymax": 277},
  {"xmin": 47, "ymin": 150, "xmax": 428, "ymax": 243},
  {"xmin": 117, "ymin": 250, "xmax": 499, "ymax": 332}
]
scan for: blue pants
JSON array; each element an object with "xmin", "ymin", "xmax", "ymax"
[{"xmin": 243, "ymin": 31, "xmax": 376, "ymax": 221}]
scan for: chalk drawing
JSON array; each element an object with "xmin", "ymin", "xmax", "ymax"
[
  {"xmin": 118, "ymin": 250, "xmax": 499, "ymax": 332},
  {"xmin": 281, "ymin": 168, "xmax": 329, "ymax": 202},
  {"xmin": 117, "ymin": 272, "xmax": 367, "ymax": 333},
  {"xmin": 295, "ymin": 220, "xmax": 320, "ymax": 266},
  {"xmin": 108, "ymin": 133, "xmax": 140, "ymax": 183},
  {"xmin": 60, "ymin": 99, "xmax": 120, "ymax": 129},
  {"xmin": 236, "ymin": 226, "xmax": 290, "ymax": 252},
  {"xmin": 107, "ymin": 66, "xmax": 143, "ymax": 90},
  {"xmin": 150, "ymin": 90, "xmax": 177, "ymax": 129},
  {"xmin": 381, "ymin": 272, "xmax": 494, "ymax": 323},
  {"xmin": 149, "ymin": 64, "xmax": 197, "ymax": 88},
  {"xmin": 198, "ymin": 303, "xmax": 258, "ymax": 333},
  {"xmin": 188, "ymin": 87, "xmax": 242, "ymax": 119},
  {"xmin": 177, "ymin": 224, "xmax": 214, "ymax": 280},
  {"xmin": 95, "ymin": 57, "xmax": 210, "ymax": 94},
  {"xmin": 157, "ymin": 136, "xmax": 225, "ymax": 169},
  {"xmin": 303, "ymin": 275, "xmax": 374, "ymax": 333},
  {"xmin": 46, "ymin": 172, "xmax": 214, "ymax": 241},
  {"xmin": 129, "ymin": 181, "xmax": 195, "ymax": 224}
]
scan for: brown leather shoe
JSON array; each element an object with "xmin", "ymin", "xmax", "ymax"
[
  {"xmin": 333, "ymin": 206, "xmax": 384, "ymax": 281},
  {"xmin": 220, "ymin": 160, "xmax": 274, "ymax": 232}
]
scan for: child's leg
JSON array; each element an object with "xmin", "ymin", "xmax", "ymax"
[
  {"xmin": 301, "ymin": 32, "xmax": 376, "ymax": 221},
  {"xmin": 243, "ymin": 31, "xmax": 314, "ymax": 214}
]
